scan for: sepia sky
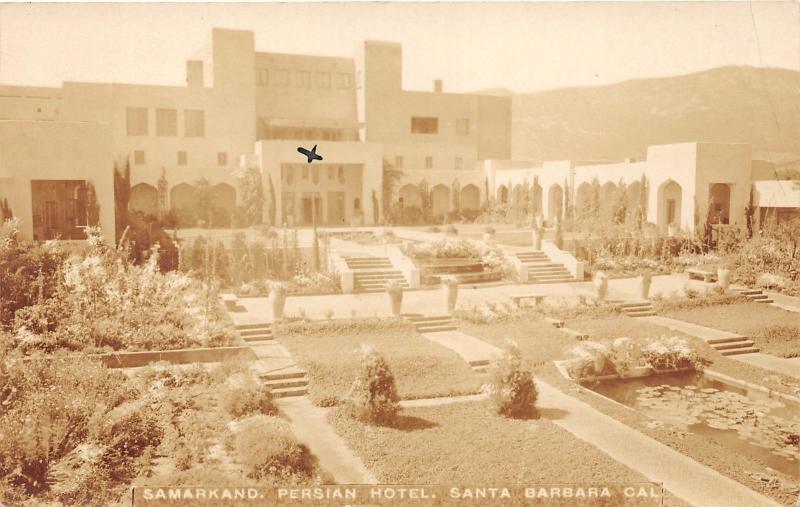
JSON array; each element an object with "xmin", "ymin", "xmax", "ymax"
[{"xmin": 0, "ymin": 2, "xmax": 798, "ymax": 94}]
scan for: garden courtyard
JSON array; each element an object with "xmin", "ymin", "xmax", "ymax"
[{"xmin": 2, "ymin": 218, "xmax": 800, "ymax": 507}]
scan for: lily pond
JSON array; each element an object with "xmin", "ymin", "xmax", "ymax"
[{"xmin": 588, "ymin": 371, "xmax": 800, "ymax": 477}]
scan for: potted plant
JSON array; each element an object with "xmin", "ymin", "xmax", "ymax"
[
  {"xmin": 716, "ymin": 264, "xmax": 731, "ymax": 291},
  {"xmin": 638, "ymin": 271, "xmax": 652, "ymax": 300},
  {"xmin": 271, "ymin": 283, "xmax": 287, "ymax": 321},
  {"xmin": 593, "ymin": 271, "xmax": 608, "ymax": 304},
  {"xmin": 386, "ymin": 280, "xmax": 403, "ymax": 317},
  {"xmin": 441, "ymin": 275, "xmax": 459, "ymax": 313}
]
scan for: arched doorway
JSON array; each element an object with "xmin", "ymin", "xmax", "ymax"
[
  {"xmin": 497, "ymin": 185, "xmax": 509, "ymax": 204},
  {"xmin": 657, "ymin": 179, "xmax": 682, "ymax": 229},
  {"xmin": 399, "ymin": 184, "xmax": 422, "ymax": 209},
  {"xmin": 626, "ymin": 180, "xmax": 643, "ymax": 221},
  {"xmin": 431, "ymin": 184, "xmax": 450, "ymax": 219},
  {"xmin": 532, "ymin": 181, "xmax": 543, "ymax": 215},
  {"xmin": 548, "ymin": 184, "xmax": 564, "ymax": 223},
  {"xmin": 170, "ymin": 183, "xmax": 195, "ymax": 227},
  {"xmin": 461, "ymin": 184, "xmax": 480, "ymax": 211},
  {"xmin": 709, "ymin": 183, "xmax": 731, "ymax": 224},
  {"xmin": 129, "ymin": 183, "xmax": 158, "ymax": 216},
  {"xmin": 210, "ymin": 183, "xmax": 236, "ymax": 227},
  {"xmin": 575, "ymin": 182, "xmax": 593, "ymax": 218}
]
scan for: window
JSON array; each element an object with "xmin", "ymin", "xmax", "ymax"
[
  {"xmin": 256, "ymin": 69, "xmax": 269, "ymax": 86},
  {"xmin": 354, "ymin": 197, "xmax": 361, "ymax": 210},
  {"xmin": 296, "ymin": 71, "xmax": 311, "ymax": 88},
  {"xmin": 177, "ymin": 151, "xmax": 187, "ymax": 166},
  {"xmin": 395, "ymin": 156, "xmax": 403, "ymax": 169},
  {"xmin": 425, "ymin": 156, "xmax": 433, "ymax": 169},
  {"xmin": 133, "ymin": 150, "xmax": 145, "ymax": 165},
  {"xmin": 328, "ymin": 166, "xmax": 335, "ymax": 180},
  {"xmin": 411, "ymin": 117, "xmax": 438, "ymax": 134},
  {"xmin": 667, "ymin": 199, "xmax": 677, "ymax": 225},
  {"xmin": 315, "ymin": 72, "xmax": 331, "ymax": 88},
  {"xmin": 184, "ymin": 110, "xmax": 205, "ymax": 137},
  {"xmin": 312, "ymin": 167, "xmax": 319, "ymax": 184},
  {"xmin": 455, "ymin": 157, "xmax": 463, "ymax": 170},
  {"xmin": 337, "ymin": 166, "xmax": 345, "ymax": 183},
  {"xmin": 336, "ymin": 73, "xmax": 352, "ymax": 89},
  {"xmin": 126, "ymin": 107, "xmax": 148, "ymax": 136},
  {"xmin": 302, "ymin": 166, "xmax": 309, "ymax": 180},
  {"xmin": 273, "ymin": 69, "xmax": 289, "ymax": 87},
  {"xmin": 456, "ymin": 118, "xmax": 470, "ymax": 135},
  {"xmin": 217, "ymin": 152, "xmax": 228, "ymax": 167},
  {"xmin": 284, "ymin": 166, "xmax": 294, "ymax": 185},
  {"xmin": 155, "ymin": 108, "xmax": 177, "ymax": 137}
]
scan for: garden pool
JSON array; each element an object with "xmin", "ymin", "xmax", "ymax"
[{"xmin": 588, "ymin": 371, "xmax": 800, "ymax": 477}]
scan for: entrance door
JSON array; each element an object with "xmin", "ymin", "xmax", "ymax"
[
  {"xmin": 302, "ymin": 196, "xmax": 323, "ymax": 225},
  {"xmin": 327, "ymin": 192, "xmax": 345, "ymax": 225}
]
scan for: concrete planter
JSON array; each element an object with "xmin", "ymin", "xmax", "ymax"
[
  {"xmin": 717, "ymin": 268, "xmax": 731, "ymax": 291},
  {"xmin": 535, "ymin": 215, "xmax": 545, "ymax": 229},
  {"xmin": 271, "ymin": 286, "xmax": 287, "ymax": 320},
  {"xmin": 593, "ymin": 272, "xmax": 608, "ymax": 304},
  {"xmin": 638, "ymin": 274, "xmax": 652, "ymax": 300},
  {"xmin": 386, "ymin": 282, "xmax": 404, "ymax": 317},
  {"xmin": 442, "ymin": 278, "xmax": 459, "ymax": 313}
]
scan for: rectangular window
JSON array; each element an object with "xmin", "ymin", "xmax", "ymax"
[
  {"xmin": 411, "ymin": 117, "xmax": 438, "ymax": 134},
  {"xmin": 156, "ymin": 108, "xmax": 177, "ymax": 137},
  {"xmin": 328, "ymin": 166, "xmax": 335, "ymax": 180},
  {"xmin": 283, "ymin": 166, "xmax": 294, "ymax": 185},
  {"xmin": 395, "ymin": 156, "xmax": 403, "ymax": 169},
  {"xmin": 257, "ymin": 68, "xmax": 269, "ymax": 86},
  {"xmin": 337, "ymin": 166, "xmax": 344, "ymax": 183},
  {"xmin": 315, "ymin": 72, "xmax": 331, "ymax": 88},
  {"xmin": 302, "ymin": 166, "xmax": 309, "ymax": 180},
  {"xmin": 184, "ymin": 109, "xmax": 205, "ymax": 137},
  {"xmin": 456, "ymin": 118, "xmax": 470, "ymax": 135},
  {"xmin": 336, "ymin": 73, "xmax": 352, "ymax": 89},
  {"xmin": 425, "ymin": 156, "xmax": 433, "ymax": 169},
  {"xmin": 217, "ymin": 152, "xmax": 228, "ymax": 167},
  {"xmin": 273, "ymin": 69, "xmax": 289, "ymax": 87},
  {"xmin": 126, "ymin": 107, "xmax": 148, "ymax": 136},
  {"xmin": 177, "ymin": 151, "xmax": 187, "ymax": 166},
  {"xmin": 133, "ymin": 150, "xmax": 145, "ymax": 165},
  {"xmin": 312, "ymin": 166, "xmax": 319, "ymax": 184},
  {"xmin": 455, "ymin": 157, "xmax": 463, "ymax": 170},
  {"xmin": 296, "ymin": 71, "xmax": 311, "ymax": 88}
]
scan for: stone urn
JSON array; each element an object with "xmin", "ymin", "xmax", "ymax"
[
  {"xmin": 271, "ymin": 284, "xmax": 287, "ymax": 321},
  {"xmin": 717, "ymin": 267, "xmax": 731, "ymax": 291},
  {"xmin": 386, "ymin": 280, "xmax": 404, "ymax": 317},
  {"xmin": 535, "ymin": 214, "xmax": 545, "ymax": 230},
  {"xmin": 638, "ymin": 273, "xmax": 652, "ymax": 300},
  {"xmin": 593, "ymin": 271, "xmax": 609, "ymax": 304},
  {"xmin": 532, "ymin": 227, "xmax": 543, "ymax": 251},
  {"xmin": 441, "ymin": 276, "xmax": 459, "ymax": 313}
]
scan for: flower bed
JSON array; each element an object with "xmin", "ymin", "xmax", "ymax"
[{"xmin": 236, "ymin": 269, "xmax": 341, "ymax": 297}]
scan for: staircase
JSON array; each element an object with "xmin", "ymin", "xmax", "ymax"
[
  {"xmin": 733, "ymin": 288, "xmax": 774, "ymax": 304},
  {"xmin": 235, "ymin": 323, "xmax": 273, "ymax": 345},
  {"xmin": 618, "ymin": 301, "xmax": 656, "ymax": 317},
  {"xmin": 706, "ymin": 336, "xmax": 759, "ymax": 356},
  {"xmin": 405, "ymin": 314, "xmax": 458, "ymax": 333},
  {"xmin": 345, "ymin": 256, "xmax": 410, "ymax": 293},
  {"xmin": 259, "ymin": 369, "xmax": 309, "ymax": 398},
  {"xmin": 515, "ymin": 251, "xmax": 575, "ymax": 284}
]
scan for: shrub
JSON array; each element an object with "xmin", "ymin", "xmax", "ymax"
[
  {"xmin": 426, "ymin": 226, "xmax": 441, "ymax": 233},
  {"xmin": 343, "ymin": 345, "xmax": 399, "ymax": 425},
  {"xmin": 489, "ymin": 342, "xmax": 537, "ymax": 418},
  {"xmin": 641, "ymin": 336, "xmax": 704, "ymax": 371},
  {"xmin": 751, "ymin": 326, "xmax": 800, "ymax": 358},
  {"xmin": 446, "ymin": 224, "xmax": 459, "ymax": 235},
  {"xmin": 222, "ymin": 382, "xmax": 277, "ymax": 418},
  {"xmin": 235, "ymin": 415, "xmax": 313, "ymax": 482}
]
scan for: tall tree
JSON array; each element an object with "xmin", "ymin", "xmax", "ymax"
[
  {"xmin": 193, "ymin": 178, "xmax": 213, "ymax": 228},
  {"xmin": 238, "ymin": 167, "xmax": 264, "ymax": 226},
  {"xmin": 85, "ymin": 180, "xmax": 100, "ymax": 227},
  {"xmin": 113, "ymin": 160, "xmax": 131, "ymax": 243},
  {"xmin": 268, "ymin": 175, "xmax": 277, "ymax": 226}
]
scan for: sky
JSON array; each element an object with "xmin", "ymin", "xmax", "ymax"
[{"xmin": 0, "ymin": 2, "xmax": 798, "ymax": 94}]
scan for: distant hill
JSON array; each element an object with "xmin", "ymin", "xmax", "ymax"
[{"xmin": 510, "ymin": 66, "xmax": 800, "ymax": 163}]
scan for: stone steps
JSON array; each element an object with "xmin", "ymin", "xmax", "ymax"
[
  {"xmin": 733, "ymin": 288, "xmax": 774, "ymax": 304},
  {"xmin": 260, "ymin": 369, "xmax": 308, "ymax": 398},
  {"xmin": 560, "ymin": 327, "xmax": 589, "ymax": 341},
  {"xmin": 618, "ymin": 301, "xmax": 656, "ymax": 318},
  {"xmin": 720, "ymin": 346, "xmax": 760, "ymax": 356},
  {"xmin": 406, "ymin": 314, "xmax": 458, "ymax": 333},
  {"xmin": 237, "ymin": 323, "xmax": 273, "ymax": 343},
  {"xmin": 469, "ymin": 358, "xmax": 492, "ymax": 373}
]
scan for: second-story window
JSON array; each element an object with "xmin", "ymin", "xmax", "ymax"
[
  {"xmin": 217, "ymin": 152, "xmax": 228, "ymax": 167},
  {"xmin": 296, "ymin": 71, "xmax": 311, "ymax": 88},
  {"xmin": 395, "ymin": 156, "xmax": 403, "ymax": 169},
  {"xmin": 336, "ymin": 73, "xmax": 352, "ymax": 89},
  {"xmin": 156, "ymin": 108, "xmax": 177, "ymax": 137},
  {"xmin": 273, "ymin": 69, "xmax": 289, "ymax": 87},
  {"xmin": 411, "ymin": 117, "xmax": 438, "ymax": 134},
  {"xmin": 177, "ymin": 151, "xmax": 187, "ymax": 166},
  {"xmin": 184, "ymin": 110, "xmax": 205, "ymax": 137},
  {"xmin": 455, "ymin": 157, "xmax": 463, "ymax": 170},
  {"xmin": 256, "ymin": 69, "xmax": 269, "ymax": 86},
  {"xmin": 126, "ymin": 107, "xmax": 148, "ymax": 136},
  {"xmin": 315, "ymin": 72, "xmax": 331, "ymax": 88},
  {"xmin": 456, "ymin": 118, "xmax": 470, "ymax": 135},
  {"xmin": 425, "ymin": 156, "xmax": 433, "ymax": 169},
  {"xmin": 133, "ymin": 150, "xmax": 146, "ymax": 165}
]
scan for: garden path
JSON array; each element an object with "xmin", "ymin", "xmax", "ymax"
[
  {"xmin": 419, "ymin": 330, "xmax": 503, "ymax": 367},
  {"xmin": 762, "ymin": 290, "xmax": 800, "ymax": 313},
  {"xmin": 640, "ymin": 316, "xmax": 800, "ymax": 380},
  {"xmin": 277, "ymin": 396, "xmax": 378, "ymax": 485}
]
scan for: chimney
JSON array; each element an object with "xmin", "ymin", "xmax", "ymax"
[
  {"xmin": 186, "ymin": 60, "xmax": 204, "ymax": 88},
  {"xmin": 434, "ymin": 79, "xmax": 443, "ymax": 93}
]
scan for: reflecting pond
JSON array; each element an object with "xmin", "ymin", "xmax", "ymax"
[{"xmin": 588, "ymin": 371, "xmax": 800, "ymax": 477}]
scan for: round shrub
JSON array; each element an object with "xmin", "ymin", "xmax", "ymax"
[
  {"xmin": 235, "ymin": 415, "xmax": 313, "ymax": 482},
  {"xmin": 222, "ymin": 382, "xmax": 276, "ymax": 418},
  {"xmin": 489, "ymin": 342, "xmax": 537, "ymax": 418},
  {"xmin": 343, "ymin": 345, "xmax": 400, "ymax": 426}
]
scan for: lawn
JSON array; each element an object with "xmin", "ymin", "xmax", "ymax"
[
  {"xmin": 276, "ymin": 324, "xmax": 483, "ymax": 406},
  {"xmin": 662, "ymin": 302, "xmax": 800, "ymax": 358},
  {"xmin": 328, "ymin": 400, "xmax": 685, "ymax": 505}
]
